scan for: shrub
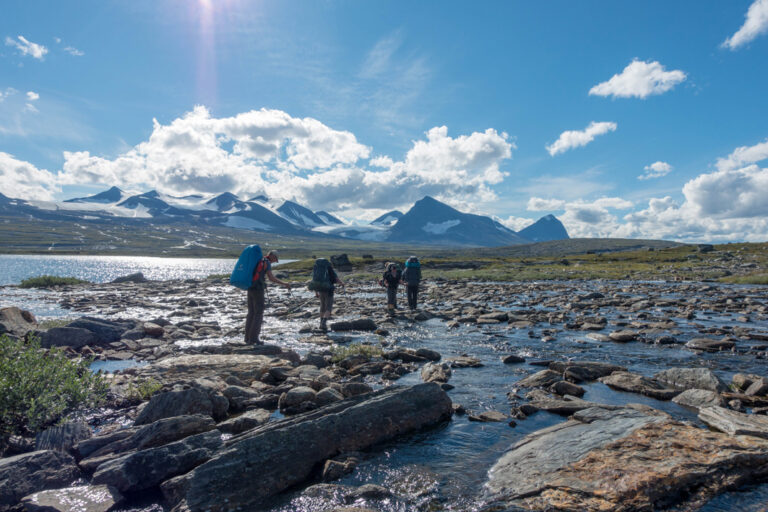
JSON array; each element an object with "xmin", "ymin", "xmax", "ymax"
[
  {"xmin": 0, "ymin": 335, "xmax": 108, "ymax": 438},
  {"xmin": 331, "ymin": 343, "xmax": 382, "ymax": 363},
  {"xmin": 125, "ymin": 378, "xmax": 163, "ymax": 403},
  {"xmin": 19, "ymin": 275, "xmax": 89, "ymax": 288}
]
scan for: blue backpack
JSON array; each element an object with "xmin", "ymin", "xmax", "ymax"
[{"xmin": 230, "ymin": 244, "xmax": 263, "ymax": 290}]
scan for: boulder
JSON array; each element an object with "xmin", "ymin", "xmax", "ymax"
[
  {"xmin": 111, "ymin": 272, "xmax": 147, "ymax": 284},
  {"xmin": 549, "ymin": 361, "xmax": 626, "ymax": 382},
  {"xmin": 415, "ymin": 348, "xmax": 441, "ymax": 361},
  {"xmin": 35, "ymin": 422, "xmax": 91, "ymax": 453},
  {"xmin": 599, "ymin": 371, "xmax": 679, "ymax": 400},
  {"xmin": 85, "ymin": 415, "xmax": 216, "ymax": 460},
  {"xmin": 527, "ymin": 395, "xmax": 618, "ymax": 416},
  {"xmin": 672, "ymin": 389, "xmax": 726, "ymax": 410},
  {"xmin": 421, "ymin": 362, "xmax": 452, "ymax": 384},
  {"xmin": 67, "ymin": 317, "xmax": 134, "ymax": 344},
  {"xmin": 485, "ymin": 407, "xmax": 768, "ymax": 511},
  {"xmin": 316, "ymin": 387, "xmax": 345, "ymax": 407},
  {"xmin": 39, "ymin": 327, "xmax": 97, "ymax": 349},
  {"xmin": 330, "ymin": 318, "xmax": 377, "ymax": 332},
  {"xmin": 279, "ymin": 386, "xmax": 317, "ymax": 413},
  {"xmin": 74, "ymin": 429, "xmax": 138, "ymax": 460},
  {"xmin": 217, "ymin": 409, "xmax": 271, "ymax": 435},
  {"xmin": 222, "ymin": 386, "xmax": 263, "ymax": 412},
  {"xmin": 0, "ymin": 307, "xmax": 37, "ymax": 337},
  {"xmin": 134, "ymin": 388, "xmax": 226, "ymax": 425},
  {"xmin": 699, "ymin": 406, "xmax": 768, "ymax": 439},
  {"xmin": 171, "ymin": 384, "xmax": 452, "ymax": 511},
  {"xmin": 685, "ymin": 337, "xmax": 735, "ymax": 352},
  {"xmin": 20, "ymin": 484, "xmax": 123, "ymax": 512},
  {"xmin": 338, "ymin": 382, "xmax": 373, "ymax": 398},
  {"xmin": 549, "ymin": 380, "xmax": 585, "ymax": 397},
  {"xmin": 330, "ymin": 254, "xmax": 353, "ymax": 272},
  {"xmin": 733, "ymin": 373, "xmax": 762, "ymax": 391},
  {"xmin": 0, "ymin": 450, "xmax": 81, "ymax": 509},
  {"xmin": 653, "ymin": 367, "xmax": 728, "ymax": 393},
  {"xmin": 447, "ymin": 356, "xmax": 483, "ymax": 368},
  {"xmin": 468, "ymin": 411, "xmax": 508, "ymax": 422},
  {"xmin": 746, "ymin": 378, "xmax": 768, "ymax": 397},
  {"xmin": 516, "ymin": 370, "xmax": 563, "ymax": 389},
  {"xmin": 501, "ymin": 354, "xmax": 525, "ymax": 364},
  {"xmin": 142, "ymin": 322, "xmax": 164, "ymax": 338},
  {"xmin": 91, "ymin": 430, "xmax": 222, "ymax": 493},
  {"xmin": 608, "ymin": 330, "xmax": 637, "ymax": 342}
]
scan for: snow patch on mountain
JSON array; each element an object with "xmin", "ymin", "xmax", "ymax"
[{"xmin": 422, "ymin": 219, "xmax": 461, "ymax": 234}]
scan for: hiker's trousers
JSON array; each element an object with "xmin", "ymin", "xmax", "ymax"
[
  {"xmin": 245, "ymin": 286, "xmax": 265, "ymax": 344},
  {"xmin": 387, "ymin": 287, "xmax": 398, "ymax": 309},
  {"xmin": 407, "ymin": 285, "xmax": 419, "ymax": 310},
  {"xmin": 319, "ymin": 290, "xmax": 334, "ymax": 318}
]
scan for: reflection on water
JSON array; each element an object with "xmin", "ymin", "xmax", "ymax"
[{"xmin": 0, "ymin": 254, "xmax": 296, "ymax": 286}]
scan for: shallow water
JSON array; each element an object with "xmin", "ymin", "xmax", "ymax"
[
  {"xmin": 6, "ymin": 274, "xmax": 768, "ymax": 511},
  {"xmin": 0, "ymin": 254, "xmax": 241, "ymax": 285}
]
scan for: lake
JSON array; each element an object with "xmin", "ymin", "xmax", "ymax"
[{"xmin": 0, "ymin": 254, "xmax": 294, "ymax": 286}]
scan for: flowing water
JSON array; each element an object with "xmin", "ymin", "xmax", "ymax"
[{"xmin": 3, "ymin": 256, "xmax": 768, "ymax": 511}]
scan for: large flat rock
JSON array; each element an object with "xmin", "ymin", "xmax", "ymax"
[
  {"xmin": 135, "ymin": 354, "xmax": 288, "ymax": 382},
  {"xmin": 486, "ymin": 406, "xmax": 668, "ymax": 499},
  {"xmin": 485, "ymin": 407, "xmax": 768, "ymax": 511},
  {"xmin": 171, "ymin": 383, "xmax": 452, "ymax": 511}
]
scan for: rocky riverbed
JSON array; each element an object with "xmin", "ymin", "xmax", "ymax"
[{"xmin": 2, "ymin": 273, "xmax": 768, "ymax": 511}]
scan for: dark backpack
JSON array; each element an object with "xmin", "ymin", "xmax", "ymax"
[
  {"xmin": 403, "ymin": 262, "xmax": 421, "ymax": 285},
  {"xmin": 308, "ymin": 258, "xmax": 332, "ymax": 291}
]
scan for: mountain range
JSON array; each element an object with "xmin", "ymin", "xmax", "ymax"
[{"xmin": 0, "ymin": 187, "xmax": 569, "ymax": 247}]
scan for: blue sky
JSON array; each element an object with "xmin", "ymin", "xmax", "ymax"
[{"xmin": 1, "ymin": 0, "xmax": 768, "ymax": 241}]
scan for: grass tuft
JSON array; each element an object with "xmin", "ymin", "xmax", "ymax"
[
  {"xmin": 19, "ymin": 275, "xmax": 90, "ymax": 288},
  {"xmin": 331, "ymin": 343, "xmax": 382, "ymax": 363}
]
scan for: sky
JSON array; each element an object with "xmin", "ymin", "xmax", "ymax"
[{"xmin": 1, "ymin": 0, "xmax": 768, "ymax": 242}]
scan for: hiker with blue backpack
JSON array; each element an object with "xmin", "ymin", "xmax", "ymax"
[
  {"xmin": 230, "ymin": 246, "xmax": 292, "ymax": 345},
  {"xmin": 307, "ymin": 258, "xmax": 345, "ymax": 332},
  {"xmin": 401, "ymin": 256, "xmax": 422, "ymax": 310}
]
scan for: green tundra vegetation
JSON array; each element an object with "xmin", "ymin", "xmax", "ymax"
[
  {"xmin": 0, "ymin": 335, "xmax": 108, "ymax": 440},
  {"xmin": 275, "ymin": 242, "xmax": 768, "ymax": 284},
  {"xmin": 19, "ymin": 275, "xmax": 91, "ymax": 288}
]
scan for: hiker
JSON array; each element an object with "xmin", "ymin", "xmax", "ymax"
[
  {"xmin": 308, "ymin": 258, "xmax": 345, "ymax": 332},
  {"xmin": 245, "ymin": 250, "xmax": 291, "ymax": 344},
  {"xmin": 380, "ymin": 262, "xmax": 402, "ymax": 314},
  {"xmin": 401, "ymin": 255, "xmax": 422, "ymax": 310}
]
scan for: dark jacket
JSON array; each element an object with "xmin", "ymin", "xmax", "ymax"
[{"xmin": 382, "ymin": 268, "xmax": 401, "ymax": 289}]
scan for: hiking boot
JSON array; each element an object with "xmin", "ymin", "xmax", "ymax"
[{"xmin": 320, "ymin": 318, "xmax": 328, "ymax": 332}]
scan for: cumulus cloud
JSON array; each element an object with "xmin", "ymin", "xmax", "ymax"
[
  {"xmin": 527, "ymin": 197, "xmax": 566, "ymax": 211},
  {"xmin": 59, "ymin": 106, "xmax": 515, "ymax": 212},
  {"xmin": 546, "ymin": 121, "xmax": 617, "ymax": 156},
  {"xmin": 683, "ymin": 164, "xmax": 768, "ymax": 218},
  {"xmin": 716, "ymin": 138, "xmax": 768, "ymax": 171},
  {"xmin": 722, "ymin": 0, "xmax": 768, "ymax": 50},
  {"xmin": 5, "ymin": 35, "xmax": 48, "ymax": 60},
  {"xmin": 26, "ymin": 91, "xmax": 39, "ymax": 101},
  {"xmin": 638, "ymin": 161, "xmax": 673, "ymax": 180},
  {"xmin": 0, "ymin": 152, "xmax": 59, "ymax": 200},
  {"xmin": 498, "ymin": 215, "xmax": 536, "ymax": 231},
  {"xmin": 589, "ymin": 59, "xmax": 687, "ymax": 99}
]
